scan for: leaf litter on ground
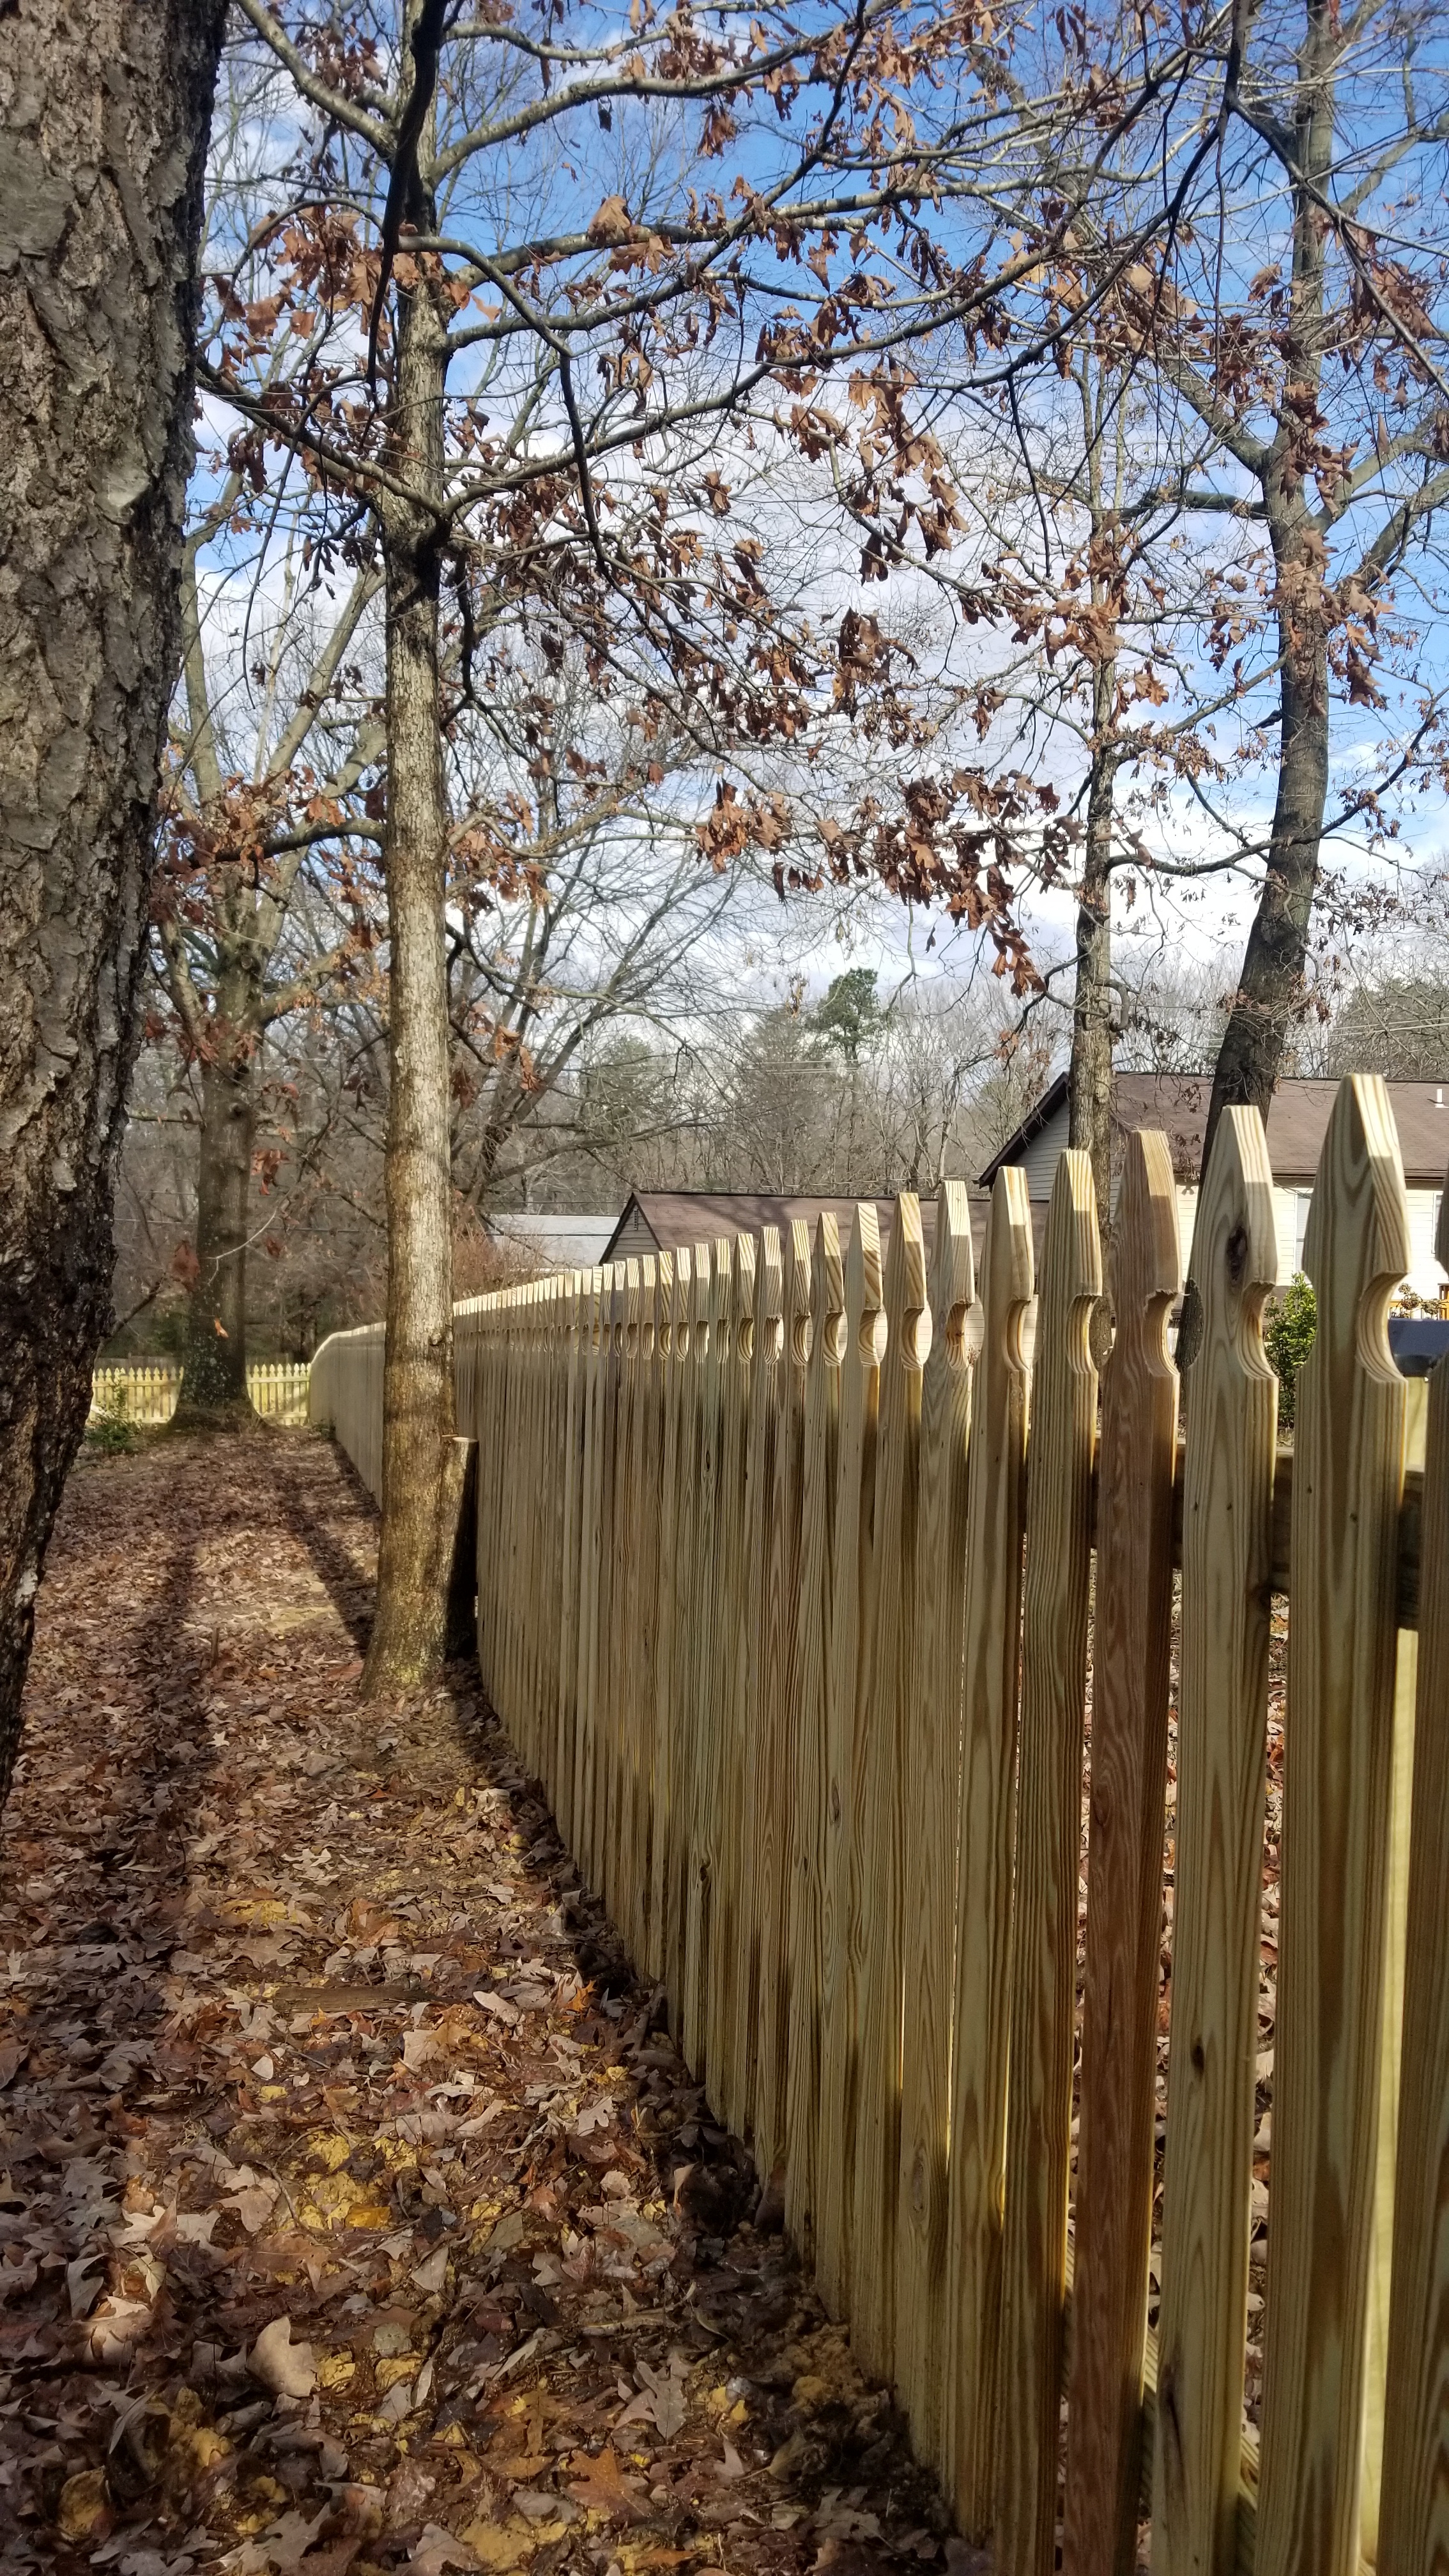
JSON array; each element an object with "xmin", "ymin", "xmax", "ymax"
[{"xmin": 1, "ymin": 1430, "xmax": 951, "ymax": 2576}]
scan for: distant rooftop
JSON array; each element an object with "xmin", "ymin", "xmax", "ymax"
[{"xmin": 978, "ymin": 1071, "xmax": 1449, "ymax": 1192}]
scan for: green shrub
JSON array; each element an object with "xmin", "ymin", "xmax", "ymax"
[
  {"xmin": 86, "ymin": 1386, "xmax": 137, "ymax": 1457},
  {"xmin": 1264, "ymin": 1272, "xmax": 1317, "ymax": 1430}
]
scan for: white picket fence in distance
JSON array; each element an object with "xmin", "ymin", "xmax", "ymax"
[{"xmin": 89, "ymin": 1362, "xmax": 310, "ymax": 1427}]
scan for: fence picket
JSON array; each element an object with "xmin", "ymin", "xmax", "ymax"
[
  {"xmin": 946, "ymin": 1165, "xmax": 1035, "ymax": 2534},
  {"xmin": 995, "ymin": 1149, "xmax": 1102, "ymax": 2576},
  {"xmin": 1256, "ymin": 1075, "xmax": 1411, "ymax": 2576},
  {"xmin": 1064, "ymin": 1131, "xmax": 1182, "ymax": 2576},
  {"xmin": 815, "ymin": 1204, "xmax": 884, "ymax": 2322},
  {"xmin": 785, "ymin": 1215, "xmax": 845, "ymax": 2257},
  {"xmin": 850, "ymin": 1192, "xmax": 926, "ymax": 2387},
  {"xmin": 1152, "ymin": 1108, "xmax": 1279, "ymax": 2576},
  {"xmin": 1380, "ymin": 1181, "xmax": 1449, "ymax": 2576},
  {"xmin": 728, "ymin": 1228, "xmax": 783, "ymax": 2140},
  {"xmin": 754, "ymin": 1220, "xmax": 812, "ymax": 2182},
  {"xmin": 897, "ymin": 1178, "xmax": 977, "ymax": 2465}
]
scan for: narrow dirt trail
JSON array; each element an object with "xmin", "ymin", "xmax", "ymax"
[{"xmin": 0, "ymin": 1431, "xmax": 949, "ymax": 2576}]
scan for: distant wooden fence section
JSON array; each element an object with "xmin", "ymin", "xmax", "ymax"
[
  {"xmin": 89, "ymin": 1362, "xmax": 310, "ymax": 1425},
  {"xmin": 310, "ymin": 1077, "xmax": 1449, "ymax": 2576}
]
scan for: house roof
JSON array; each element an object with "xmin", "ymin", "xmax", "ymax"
[
  {"xmin": 602, "ymin": 1190, "xmax": 917, "ymax": 1266},
  {"xmin": 978, "ymin": 1073, "xmax": 1449, "ymax": 1192}
]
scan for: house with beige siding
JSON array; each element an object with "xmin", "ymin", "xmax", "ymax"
[{"xmin": 979, "ymin": 1072, "xmax": 1449, "ymax": 1303}]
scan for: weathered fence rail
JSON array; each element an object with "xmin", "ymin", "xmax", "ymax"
[
  {"xmin": 89, "ymin": 1362, "xmax": 310, "ymax": 1425},
  {"xmin": 309, "ymin": 1075, "xmax": 1449, "ymax": 2576}
]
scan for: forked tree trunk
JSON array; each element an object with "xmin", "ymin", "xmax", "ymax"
[
  {"xmin": 0, "ymin": 0, "xmax": 226, "ymax": 1797},
  {"xmin": 364, "ymin": 263, "xmax": 459, "ymax": 1696},
  {"xmin": 176, "ymin": 1028, "xmax": 257, "ymax": 1418}
]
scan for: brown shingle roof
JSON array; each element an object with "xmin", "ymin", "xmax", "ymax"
[{"xmin": 982, "ymin": 1073, "xmax": 1449, "ymax": 1192}]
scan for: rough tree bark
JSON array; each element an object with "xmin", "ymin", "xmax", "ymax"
[
  {"xmin": 1193, "ymin": 0, "xmax": 1337, "ymax": 1197},
  {"xmin": 0, "ymin": 0, "xmax": 227, "ymax": 1797},
  {"xmin": 363, "ymin": 240, "xmax": 461, "ymax": 1696}
]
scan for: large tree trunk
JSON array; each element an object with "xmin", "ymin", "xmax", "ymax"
[
  {"xmin": 0, "ymin": 0, "xmax": 226, "ymax": 1797},
  {"xmin": 1195, "ymin": 611, "xmax": 1329, "ymax": 1176},
  {"xmin": 176, "ymin": 1022, "xmax": 257, "ymax": 1419},
  {"xmin": 1181, "ymin": 0, "xmax": 1337, "ymax": 1363},
  {"xmin": 364, "ymin": 263, "xmax": 459, "ymax": 1696}
]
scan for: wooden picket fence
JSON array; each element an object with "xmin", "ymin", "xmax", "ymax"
[
  {"xmin": 310, "ymin": 1075, "xmax": 1449, "ymax": 2576},
  {"xmin": 89, "ymin": 1361, "xmax": 310, "ymax": 1425}
]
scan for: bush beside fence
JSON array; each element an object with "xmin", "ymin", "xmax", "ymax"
[{"xmin": 309, "ymin": 1075, "xmax": 1449, "ymax": 2576}]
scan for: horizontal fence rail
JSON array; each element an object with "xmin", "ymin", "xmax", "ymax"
[
  {"xmin": 310, "ymin": 1077, "xmax": 1449, "ymax": 2576},
  {"xmin": 89, "ymin": 1362, "xmax": 311, "ymax": 1425}
]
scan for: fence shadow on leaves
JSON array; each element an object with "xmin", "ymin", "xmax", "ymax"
[{"xmin": 310, "ymin": 1075, "xmax": 1449, "ymax": 2576}]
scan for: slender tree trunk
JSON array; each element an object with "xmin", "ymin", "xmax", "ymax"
[
  {"xmin": 0, "ymin": 0, "xmax": 226, "ymax": 1797},
  {"xmin": 364, "ymin": 259, "xmax": 459, "ymax": 1696},
  {"xmin": 1068, "ymin": 675, "xmax": 1118, "ymax": 1224},
  {"xmin": 176, "ymin": 1022, "xmax": 257, "ymax": 1418}
]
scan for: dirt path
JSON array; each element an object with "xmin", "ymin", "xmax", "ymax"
[{"xmin": 0, "ymin": 1430, "xmax": 947, "ymax": 2576}]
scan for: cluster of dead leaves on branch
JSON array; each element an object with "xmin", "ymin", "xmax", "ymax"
[{"xmin": 1, "ymin": 1435, "xmax": 954, "ymax": 2576}]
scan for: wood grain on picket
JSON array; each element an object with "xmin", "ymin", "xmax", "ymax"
[
  {"xmin": 815, "ymin": 1204, "xmax": 883, "ymax": 2322},
  {"xmin": 1151, "ymin": 1108, "xmax": 1278, "ymax": 2576},
  {"xmin": 994, "ymin": 1149, "xmax": 1101, "ymax": 2576},
  {"xmin": 1064, "ymin": 1130, "xmax": 1181, "ymax": 2576},
  {"xmin": 897, "ymin": 1178, "xmax": 976, "ymax": 2468},
  {"xmin": 1255, "ymin": 1076, "xmax": 1411, "ymax": 2576},
  {"xmin": 1379, "ymin": 1172, "xmax": 1449, "ymax": 2576},
  {"xmin": 945, "ymin": 1165, "xmax": 1034, "ymax": 2535}
]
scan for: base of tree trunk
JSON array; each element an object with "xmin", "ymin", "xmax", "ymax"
[{"xmin": 169, "ymin": 1396, "xmax": 261, "ymax": 1436}]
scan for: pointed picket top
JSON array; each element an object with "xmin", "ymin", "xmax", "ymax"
[
  {"xmin": 849, "ymin": 1199, "xmax": 885, "ymax": 1363},
  {"xmin": 754, "ymin": 1222, "xmax": 785, "ymax": 1363},
  {"xmin": 732, "ymin": 1227, "xmax": 756, "ymax": 1358},
  {"xmin": 1190, "ymin": 1102, "xmax": 1279, "ymax": 1370},
  {"xmin": 928, "ymin": 1176, "xmax": 978, "ymax": 1368},
  {"xmin": 1301, "ymin": 1071, "xmax": 1411, "ymax": 1343},
  {"xmin": 654, "ymin": 1248, "xmax": 673, "ymax": 1358},
  {"xmin": 1107, "ymin": 1126, "xmax": 1181, "ymax": 1370},
  {"xmin": 813, "ymin": 1211, "xmax": 847, "ymax": 1360},
  {"xmin": 981, "ymin": 1161, "xmax": 1036, "ymax": 1371},
  {"xmin": 709, "ymin": 1235, "xmax": 733, "ymax": 1352},
  {"xmin": 887, "ymin": 1189, "xmax": 929, "ymax": 1372},
  {"xmin": 786, "ymin": 1218, "xmax": 813, "ymax": 1370},
  {"xmin": 1037, "ymin": 1143, "xmax": 1104, "ymax": 1358}
]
